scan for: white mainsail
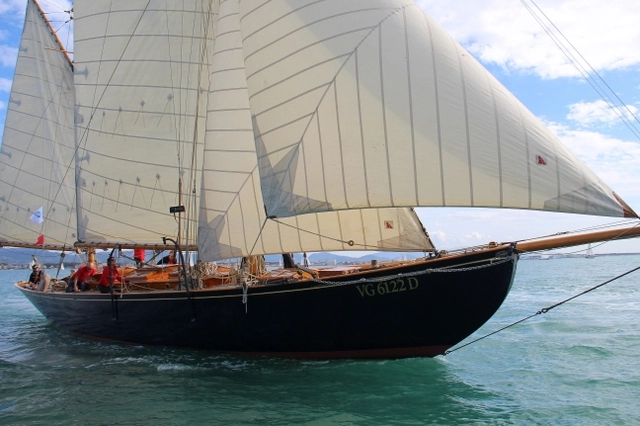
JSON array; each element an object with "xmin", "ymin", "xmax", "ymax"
[
  {"xmin": 73, "ymin": 0, "xmax": 215, "ymax": 247},
  {"xmin": 236, "ymin": 0, "xmax": 634, "ymax": 220},
  {"xmin": 198, "ymin": 0, "xmax": 434, "ymax": 261},
  {"xmin": 0, "ymin": 0, "xmax": 76, "ymax": 248}
]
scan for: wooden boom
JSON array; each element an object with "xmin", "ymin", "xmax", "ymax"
[{"xmin": 514, "ymin": 223, "xmax": 640, "ymax": 253}]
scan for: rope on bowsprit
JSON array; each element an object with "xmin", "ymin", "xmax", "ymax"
[{"xmin": 444, "ymin": 264, "xmax": 640, "ymax": 355}]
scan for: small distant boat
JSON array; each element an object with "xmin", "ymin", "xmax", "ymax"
[{"xmin": 586, "ymin": 244, "xmax": 595, "ymax": 259}]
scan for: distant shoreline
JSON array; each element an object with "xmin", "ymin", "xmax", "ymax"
[
  {"xmin": 1, "ymin": 251, "xmax": 639, "ymax": 270},
  {"xmin": 522, "ymin": 252, "xmax": 640, "ymax": 260}
]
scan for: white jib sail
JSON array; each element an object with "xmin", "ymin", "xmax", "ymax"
[
  {"xmin": 0, "ymin": 0, "xmax": 77, "ymax": 248},
  {"xmin": 198, "ymin": 0, "xmax": 434, "ymax": 261}
]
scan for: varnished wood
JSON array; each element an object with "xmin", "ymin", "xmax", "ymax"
[{"xmin": 515, "ymin": 224, "xmax": 640, "ymax": 253}]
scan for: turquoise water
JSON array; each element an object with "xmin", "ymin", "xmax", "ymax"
[{"xmin": 1, "ymin": 256, "xmax": 639, "ymax": 425}]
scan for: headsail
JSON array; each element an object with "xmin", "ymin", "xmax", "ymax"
[
  {"xmin": 73, "ymin": 1, "xmax": 215, "ymax": 247},
  {"xmin": 0, "ymin": 0, "xmax": 76, "ymax": 249},
  {"xmin": 236, "ymin": 0, "xmax": 635, "ymax": 220},
  {"xmin": 198, "ymin": 0, "xmax": 434, "ymax": 261}
]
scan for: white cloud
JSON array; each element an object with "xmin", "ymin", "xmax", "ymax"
[
  {"xmin": 0, "ymin": 45, "xmax": 18, "ymax": 67},
  {"xmin": 547, "ymin": 123, "xmax": 640, "ymax": 203},
  {"xmin": 0, "ymin": 0, "xmax": 24, "ymax": 15},
  {"xmin": 418, "ymin": 0, "xmax": 640, "ymax": 79},
  {"xmin": 415, "ymin": 1, "xmax": 640, "ymax": 221},
  {"xmin": 0, "ymin": 0, "xmax": 72, "ymax": 18},
  {"xmin": 0, "ymin": 0, "xmax": 73, "ymax": 53},
  {"xmin": 418, "ymin": 206, "xmax": 640, "ymax": 253},
  {"xmin": 0, "ymin": 77, "xmax": 11, "ymax": 92},
  {"xmin": 567, "ymin": 100, "xmax": 639, "ymax": 127},
  {"xmin": 0, "ymin": 0, "xmax": 72, "ymax": 67},
  {"xmin": 0, "ymin": 99, "xmax": 5, "ymax": 110},
  {"xmin": 461, "ymin": 231, "xmax": 491, "ymax": 245},
  {"xmin": 428, "ymin": 230, "xmax": 448, "ymax": 242}
]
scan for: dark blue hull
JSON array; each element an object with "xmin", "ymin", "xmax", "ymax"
[{"xmin": 17, "ymin": 247, "xmax": 517, "ymax": 359}]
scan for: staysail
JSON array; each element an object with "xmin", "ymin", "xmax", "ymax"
[
  {"xmin": 236, "ymin": 0, "xmax": 635, "ymax": 220},
  {"xmin": 0, "ymin": 0, "xmax": 76, "ymax": 248},
  {"xmin": 198, "ymin": 0, "xmax": 434, "ymax": 261},
  {"xmin": 73, "ymin": 1, "xmax": 215, "ymax": 247}
]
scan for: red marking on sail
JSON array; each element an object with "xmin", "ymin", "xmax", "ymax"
[
  {"xmin": 35, "ymin": 234, "xmax": 44, "ymax": 245},
  {"xmin": 613, "ymin": 192, "xmax": 639, "ymax": 218},
  {"xmin": 384, "ymin": 221, "xmax": 394, "ymax": 229},
  {"xmin": 536, "ymin": 155, "xmax": 547, "ymax": 165}
]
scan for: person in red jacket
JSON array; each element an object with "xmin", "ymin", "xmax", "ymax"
[
  {"xmin": 98, "ymin": 257, "xmax": 124, "ymax": 293},
  {"xmin": 133, "ymin": 249, "xmax": 145, "ymax": 268},
  {"xmin": 68, "ymin": 262, "xmax": 97, "ymax": 292}
]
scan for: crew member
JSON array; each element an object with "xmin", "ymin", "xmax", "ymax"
[{"xmin": 98, "ymin": 257, "xmax": 125, "ymax": 293}]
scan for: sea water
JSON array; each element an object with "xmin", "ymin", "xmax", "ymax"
[{"xmin": 1, "ymin": 255, "xmax": 639, "ymax": 425}]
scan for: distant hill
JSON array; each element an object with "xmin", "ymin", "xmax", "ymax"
[
  {"xmin": 266, "ymin": 251, "xmax": 424, "ymax": 264},
  {"xmin": 2, "ymin": 247, "xmax": 426, "ymax": 267},
  {"xmin": 306, "ymin": 252, "xmax": 422, "ymax": 263},
  {"xmin": 4, "ymin": 246, "xmax": 638, "ymax": 268},
  {"xmin": 0, "ymin": 247, "xmax": 147, "ymax": 267},
  {"xmin": 0, "ymin": 247, "xmax": 117, "ymax": 265}
]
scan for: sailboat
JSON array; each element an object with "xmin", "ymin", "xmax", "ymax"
[
  {"xmin": 2, "ymin": 0, "xmax": 639, "ymax": 359},
  {"xmin": 586, "ymin": 244, "xmax": 595, "ymax": 259}
]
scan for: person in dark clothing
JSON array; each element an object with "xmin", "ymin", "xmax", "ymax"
[
  {"xmin": 27, "ymin": 264, "xmax": 50, "ymax": 291},
  {"xmin": 157, "ymin": 251, "xmax": 177, "ymax": 265},
  {"xmin": 28, "ymin": 264, "xmax": 42, "ymax": 290}
]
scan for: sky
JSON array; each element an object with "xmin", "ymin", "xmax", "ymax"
[
  {"xmin": 414, "ymin": 0, "xmax": 640, "ymax": 254},
  {"xmin": 0, "ymin": 0, "xmax": 639, "ymax": 254}
]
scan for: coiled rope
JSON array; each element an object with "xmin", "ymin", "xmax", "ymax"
[{"xmin": 444, "ymin": 264, "xmax": 640, "ymax": 355}]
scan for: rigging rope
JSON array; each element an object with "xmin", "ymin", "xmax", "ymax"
[
  {"xmin": 444, "ymin": 264, "xmax": 640, "ymax": 355},
  {"xmin": 519, "ymin": 0, "xmax": 640, "ymax": 140}
]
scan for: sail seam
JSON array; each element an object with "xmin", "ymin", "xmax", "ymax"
[
  {"xmin": 333, "ymin": 83, "xmax": 349, "ymax": 209},
  {"xmin": 315, "ymin": 111, "xmax": 328, "ymax": 212},
  {"xmin": 242, "ymin": 7, "xmax": 398, "ymax": 66},
  {"xmin": 423, "ymin": 10, "xmax": 446, "ymax": 205},
  {"xmin": 251, "ymin": 79, "xmax": 333, "ymax": 109},
  {"xmin": 457, "ymin": 43, "xmax": 474, "ymax": 205},
  {"xmin": 355, "ymin": 50, "xmax": 371, "ymax": 207},
  {"xmin": 378, "ymin": 21, "xmax": 394, "ymax": 207},
  {"xmin": 403, "ymin": 9, "xmax": 419, "ymax": 205},
  {"xmin": 484, "ymin": 61, "xmax": 504, "ymax": 207},
  {"xmin": 245, "ymin": 3, "xmax": 409, "ymax": 216},
  {"xmin": 241, "ymin": 2, "xmax": 392, "ymax": 46}
]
